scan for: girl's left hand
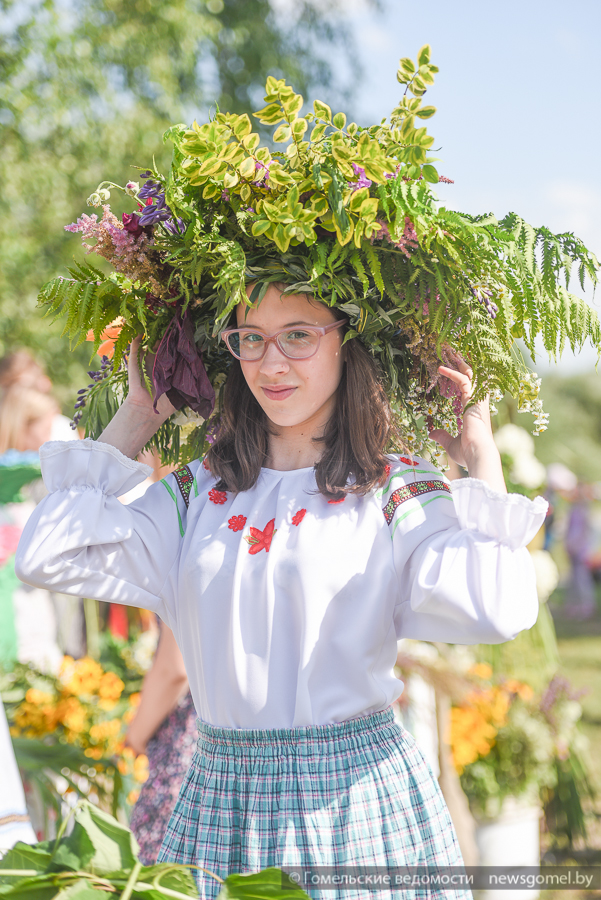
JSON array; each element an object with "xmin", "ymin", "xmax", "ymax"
[{"xmin": 429, "ymin": 358, "xmax": 507, "ymax": 493}]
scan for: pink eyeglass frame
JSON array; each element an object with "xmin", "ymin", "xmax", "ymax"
[{"xmin": 221, "ymin": 319, "xmax": 345, "ymax": 361}]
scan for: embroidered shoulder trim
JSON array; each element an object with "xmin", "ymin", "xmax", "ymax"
[
  {"xmin": 382, "ymin": 479, "xmax": 451, "ymax": 525},
  {"xmin": 173, "ymin": 465, "xmax": 194, "ymax": 509}
]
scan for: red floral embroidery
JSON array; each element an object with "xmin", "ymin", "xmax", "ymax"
[
  {"xmin": 400, "ymin": 456, "xmax": 419, "ymax": 466},
  {"xmin": 244, "ymin": 518, "xmax": 277, "ymax": 554},
  {"xmin": 228, "ymin": 515, "xmax": 247, "ymax": 532},
  {"xmin": 379, "ymin": 463, "xmax": 392, "ymax": 487},
  {"xmin": 327, "ymin": 497, "xmax": 345, "ymax": 504},
  {"xmin": 292, "ymin": 508, "xmax": 306, "ymax": 526},
  {"xmin": 203, "ymin": 458, "xmax": 211, "ymax": 471},
  {"xmin": 208, "ymin": 488, "xmax": 227, "ymax": 505}
]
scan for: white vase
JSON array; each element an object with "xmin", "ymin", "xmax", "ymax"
[{"xmin": 475, "ymin": 796, "xmax": 541, "ymax": 900}]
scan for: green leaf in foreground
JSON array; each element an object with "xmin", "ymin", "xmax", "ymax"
[
  {"xmin": 0, "ymin": 874, "xmax": 76, "ymax": 899},
  {"xmin": 217, "ymin": 868, "xmax": 310, "ymax": 900},
  {"xmin": 54, "ymin": 880, "xmax": 113, "ymax": 898},
  {"xmin": 0, "ymin": 801, "xmax": 312, "ymax": 899},
  {"xmin": 49, "ymin": 804, "xmax": 140, "ymax": 875},
  {"xmin": 0, "ymin": 844, "xmax": 52, "ymax": 876}
]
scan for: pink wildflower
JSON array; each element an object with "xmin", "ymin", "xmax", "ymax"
[
  {"xmin": 347, "ymin": 163, "xmax": 372, "ymax": 191},
  {"xmin": 371, "ymin": 216, "xmax": 418, "ymax": 258},
  {"xmin": 253, "ymin": 160, "xmax": 271, "ymax": 187},
  {"xmin": 64, "ymin": 213, "xmax": 99, "ymax": 238}
]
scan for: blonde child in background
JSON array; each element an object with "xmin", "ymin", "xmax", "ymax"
[{"xmin": 0, "ymin": 386, "xmax": 63, "ymax": 673}]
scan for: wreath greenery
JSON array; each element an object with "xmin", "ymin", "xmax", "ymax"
[{"xmin": 39, "ymin": 45, "xmax": 600, "ymax": 465}]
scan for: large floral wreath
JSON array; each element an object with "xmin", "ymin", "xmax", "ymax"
[{"xmin": 40, "ymin": 45, "xmax": 600, "ymax": 465}]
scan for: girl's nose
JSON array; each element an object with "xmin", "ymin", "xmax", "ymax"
[{"xmin": 259, "ymin": 339, "xmax": 290, "ymax": 375}]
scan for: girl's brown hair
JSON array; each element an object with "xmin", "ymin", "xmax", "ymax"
[{"xmin": 207, "ymin": 319, "xmax": 400, "ymax": 499}]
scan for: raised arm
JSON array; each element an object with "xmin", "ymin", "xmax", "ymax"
[
  {"xmin": 15, "ymin": 343, "xmax": 189, "ymax": 622},
  {"xmin": 97, "ymin": 335, "xmax": 176, "ymax": 459},
  {"xmin": 383, "ymin": 456, "xmax": 547, "ymax": 645},
  {"xmin": 429, "ymin": 358, "xmax": 507, "ymax": 494}
]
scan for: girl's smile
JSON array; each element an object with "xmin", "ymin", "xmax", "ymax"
[{"xmin": 261, "ymin": 384, "xmax": 297, "ymax": 401}]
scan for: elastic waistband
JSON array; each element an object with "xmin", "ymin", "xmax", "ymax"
[{"xmin": 196, "ymin": 706, "xmax": 399, "ymax": 755}]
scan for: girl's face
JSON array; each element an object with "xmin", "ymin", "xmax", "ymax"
[{"xmin": 235, "ymin": 286, "xmax": 345, "ymax": 432}]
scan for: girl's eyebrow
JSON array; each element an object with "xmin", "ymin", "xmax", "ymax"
[{"xmin": 237, "ymin": 321, "xmax": 316, "ymax": 331}]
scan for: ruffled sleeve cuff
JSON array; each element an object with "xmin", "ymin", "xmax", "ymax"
[
  {"xmin": 450, "ymin": 477, "xmax": 548, "ymax": 550},
  {"xmin": 39, "ymin": 439, "xmax": 153, "ymax": 497}
]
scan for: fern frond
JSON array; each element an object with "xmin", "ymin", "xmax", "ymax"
[
  {"xmin": 350, "ymin": 250, "xmax": 370, "ymax": 294},
  {"xmin": 364, "ymin": 244, "xmax": 385, "ymax": 295}
]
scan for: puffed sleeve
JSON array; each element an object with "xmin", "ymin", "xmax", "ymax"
[
  {"xmin": 384, "ymin": 456, "xmax": 548, "ymax": 644},
  {"xmin": 14, "ymin": 440, "xmax": 196, "ymax": 627}
]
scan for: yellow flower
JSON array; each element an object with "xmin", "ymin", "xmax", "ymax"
[
  {"xmin": 469, "ymin": 663, "xmax": 493, "ymax": 680},
  {"xmin": 448, "ymin": 684, "xmax": 515, "ymax": 773},
  {"xmin": 98, "ymin": 699, "xmax": 117, "ymax": 712},
  {"xmin": 14, "ymin": 691, "xmax": 60, "ymax": 736},
  {"xmin": 89, "ymin": 719, "xmax": 121, "ymax": 742},
  {"xmin": 84, "ymin": 747, "xmax": 104, "ymax": 759},
  {"xmin": 25, "ymin": 688, "xmax": 54, "ymax": 705},
  {"xmin": 59, "ymin": 655, "xmax": 75, "ymax": 674},
  {"xmin": 449, "ymin": 706, "xmax": 498, "ymax": 771},
  {"xmin": 61, "ymin": 656, "xmax": 104, "ymax": 696},
  {"xmin": 504, "ymin": 679, "xmax": 534, "ymax": 702},
  {"xmin": 98, "ymin": 671, "xmax": 125, "ymax": 702},
  {"xmin": 133, "ymin": 753, "xmax": 149, "ymax": 784},
  {"xmin": 127, "ymin": 789, "xmax": 140, "ymax": 805},
  {"xmin": 57, "ymin": 697, "xmax": 87, "ymax": 734}
]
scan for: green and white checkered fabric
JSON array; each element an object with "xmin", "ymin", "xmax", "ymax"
[{"xmin": 158, "ymin": 707, "xmax": 469, "ymax": 900}]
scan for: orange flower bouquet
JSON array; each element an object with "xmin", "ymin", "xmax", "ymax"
[{"xmin": 449, "ymin": 664, "xmax": 588, "ymax": 822}]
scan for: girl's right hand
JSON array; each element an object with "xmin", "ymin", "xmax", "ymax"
[
  {"xmin": 124, "ymin": 335, "xmax": 176, "ymax": 421},
  {"xmin": 98, "ymin": 335, "xmax": 176, "ymax": 459}
]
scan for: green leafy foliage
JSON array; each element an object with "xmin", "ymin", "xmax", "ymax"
[
  {"xmin": 0, "ymin": 801, "xmax": 311, "ymax": 900},
  {"xmin": 10, "ymin": 737, "xmax": 123, "ymax": 822},
  {"xmin": 0, "ymin": 0, "xmax": 364, "ymax": 400},
  {"xmin": 36, "ymin": 47, "xmax": 600, "ymax": 464}
]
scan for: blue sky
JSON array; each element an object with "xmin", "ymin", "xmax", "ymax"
[{"xmin": 335, "ymin": 0, "xmax": 601, "ymax": 371}]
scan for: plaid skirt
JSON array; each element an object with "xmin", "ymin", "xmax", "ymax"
[{"xmin": 157, "ymin": 706, "xmax": 469, "ymax": 899}]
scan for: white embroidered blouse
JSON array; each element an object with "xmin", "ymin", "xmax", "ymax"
[{"xmin": 15, "ymin": 440, "xmax": 547, "ymax": 729}]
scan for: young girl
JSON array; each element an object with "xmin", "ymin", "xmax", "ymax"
[{"xmin": 16, "ymin": 282, "xmax": 547, "ymax": 898}]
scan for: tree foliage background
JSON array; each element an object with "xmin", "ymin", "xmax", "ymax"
[{"xmin": 0, "ymin": 0, "xmax": 365, "ymax": 404}]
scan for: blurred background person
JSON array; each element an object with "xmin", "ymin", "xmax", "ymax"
[
  {"xmin": 0, "ymin": 386, "xmax": 65, "ymax": 672},
  {"xmin": 125, "ymin": 622, "xmax": 197, "ymax": 865},
  {"xmin": 0, "ymin": 386, "xmax": 57, "ymax": 458},
  {"xmin": 0, "ymin": 350, "xmax": 78, "ymax": 442},
  {"xmin": 564, "ymin": 482, "xmax": 597, "ymax": 620}
]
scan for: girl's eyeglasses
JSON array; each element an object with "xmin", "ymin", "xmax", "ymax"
[{"xmin": 221, "ymin": 320, "xmax": 345, "ymax": 361}]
